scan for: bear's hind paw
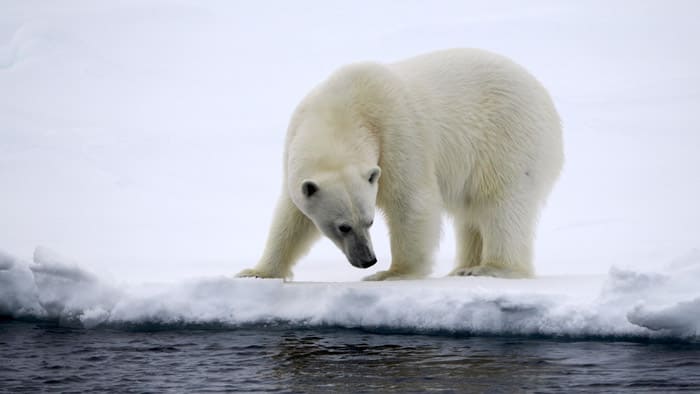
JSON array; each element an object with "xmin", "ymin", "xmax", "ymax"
[{"xmin": 448, "ymin": 267, "xmax": 482, "ymax": 277}]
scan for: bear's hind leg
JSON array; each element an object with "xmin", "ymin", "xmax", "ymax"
[{"xmin": 447, "ymin": 220, "xmax": 483, "ymax": 276}]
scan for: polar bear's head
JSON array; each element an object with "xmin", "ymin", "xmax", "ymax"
[{"xmin": 292, "ymin": 165, "xmax": 381, "ymax": 269}]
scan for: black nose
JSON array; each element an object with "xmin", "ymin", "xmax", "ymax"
[{"xmin": 357, "ymin": 257, "xmax": 377, "ymax": 269}]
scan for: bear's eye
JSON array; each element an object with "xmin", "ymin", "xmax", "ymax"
[
  {"xmin": 368, "ymin": 220, "xmax": 374, "ymax": 227},
  {"xmin": 368, "ymin": 168, "xmax": 380, "ymax": 184},
  {"xmin": 338, "ymin": 224, "xmax": 352, "ymax": 234}
]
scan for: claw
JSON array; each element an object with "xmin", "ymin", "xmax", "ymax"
[{"xmin": 236, "ymin": 268, "xmax": 266, "ymax": 278}]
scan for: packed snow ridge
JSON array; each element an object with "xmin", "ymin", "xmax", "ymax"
[{"xmin": 1, "ymin": 246, "xmax": 699, "ymax": 341}]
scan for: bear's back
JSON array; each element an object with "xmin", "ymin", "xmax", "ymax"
[{"xmin": 387, "ymin": 49, "xmax": 563, "ymax": 205}]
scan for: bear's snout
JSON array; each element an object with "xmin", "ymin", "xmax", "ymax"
[
  {"xmin": 346, "ymin": 241, "xmax": 377, "ymax": 269},
  {"xmin": 353, "ymin": 256, "xmax": 377, "ymax": 269},
  {"xmin": 342, "ymin": 231, "xmax": 377, "ymax": 269}
]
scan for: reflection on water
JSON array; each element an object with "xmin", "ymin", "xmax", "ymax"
[
  {"xmin": 271, "ymin": 331, "xmax": 700, "ymax": 392},
  {"xmin": 272, "ymin": 332, "xmax": 551, "ymax": 392},
  {"xmin": 1, "ymin": 321, "xmax": 699, "ymax": 392}
]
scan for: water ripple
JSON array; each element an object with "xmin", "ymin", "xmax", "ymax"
[{"xmin": 2, "ymin": 321, "xmax": 700, "ymax": 393}]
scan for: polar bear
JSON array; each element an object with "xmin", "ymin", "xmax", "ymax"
[{"xmin": 237, "ymin": 48, "xmax": 563, "ymax": 281}]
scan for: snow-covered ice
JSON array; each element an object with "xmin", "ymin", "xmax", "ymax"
[{"xmin": 1, "ymin": 247, "xmax": 698, "ymax": 341}]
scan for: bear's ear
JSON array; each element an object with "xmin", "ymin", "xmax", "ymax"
[
  {"xmin": 367, "ymin": 167, "xmax": 381, "ymax": 184},
  {"xmin": 301, "ymin": 180, "xmax": 319, "ymax": 198}
]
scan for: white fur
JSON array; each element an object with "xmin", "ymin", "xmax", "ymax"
[{"xmin": 237, "ymin": 48, "xmax": 563, "ymax": 280}]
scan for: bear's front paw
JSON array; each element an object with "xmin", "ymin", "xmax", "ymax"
[
  {"xmin": 236, "ymin": 268, "xmax": 280, "ymax": 279},
  {"xmin": 363, "ymin": 270, "xmax": 423, "ymax": 281}
]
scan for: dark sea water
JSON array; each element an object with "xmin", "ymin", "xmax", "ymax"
[{"xmin": 1, "ymin": 320, "xmax": 699, "ymax": 393}]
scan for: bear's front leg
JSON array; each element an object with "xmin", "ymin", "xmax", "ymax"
[
  {"xmin": 364, "ymin": 191, "xmax": 441, "ymax": 281},
  {"xmin": 236, "ymin": 193, "xmax": 319, "ymax": 279}
]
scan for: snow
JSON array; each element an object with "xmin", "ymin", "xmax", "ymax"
[
  {"xmin": 1, "ymin": 1, "xmax": 700, "ymax": 339},
  {"xmin": 1, "ymin": 246, "xmax": 699, "ymax": 340}
]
